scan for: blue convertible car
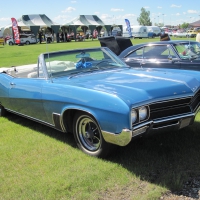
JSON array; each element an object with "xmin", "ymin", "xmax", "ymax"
[{"xmin": 0, "ymin": 47, "xmax": 200, "ymax": 157}]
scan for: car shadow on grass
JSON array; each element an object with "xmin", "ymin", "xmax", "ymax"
[
  {"xmin": 5, "ymin": 112, "xmax": 77, "ymax": 148},
  {"xmin": 107, "ymin": 119, "xmax": 200, "ymax": 198},
  {"xmin": 5, "ymin": 112, "xmax": 200, "ymax": 199}
]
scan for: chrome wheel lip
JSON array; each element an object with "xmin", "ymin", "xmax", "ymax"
[{"xmin": 76, "ymin": 115, "xmax": 101, "ymax": 151}]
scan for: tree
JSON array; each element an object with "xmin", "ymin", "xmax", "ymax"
[
  {"xmin": 181, "ymin": 22, "xmax": 189, "ymax": 29},
  {"xmin": 137, "ymin": 7, "xmax": 152, "ymax": 26}
]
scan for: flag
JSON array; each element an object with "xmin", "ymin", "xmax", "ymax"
[
  {"xmin": 125, "ymin": 19, "xmax": 132, "ymax": 38},
  {"xmin": 11, "ymin": 18, "xmax": 20, "ymax": 44}
]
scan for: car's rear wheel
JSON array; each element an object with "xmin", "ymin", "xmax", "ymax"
[
  {"xmin": 0, "ymin": 105, "xmax": 6, "ymax": 117},
  {"xmin": 26, "ymin": 41, "xmax": 30, "ymax": 45},
  {"xmin": 9, "ymin": 41, "xmax": 13, "ymax": 45},
  {"xmin": 73, "ymin": 111, "xmax": 113, "ymax": 158}
]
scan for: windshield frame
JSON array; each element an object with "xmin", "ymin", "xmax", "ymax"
[
  {"xmin": 173, "ymin": 41, "xmax": 200, "ymax": 60},
  {"xmin": 43, "ymin": 47, "xmax": 127, "ymax": 79}
]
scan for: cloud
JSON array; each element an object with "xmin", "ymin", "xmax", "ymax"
[
  {"xmin": 110, "ymin": 8, "xmax": 124, "ymax": 12},
  {"xmin": 157, "ymin": 6, "xmax": 162, "ymax": 9},
  {"xmin": 123, "ymin": 14, "xmax": 136, "ymax": 18},
  {"xmin": 171, "ymin": 4, "xmax": 181, "ymax": 8},
  {"xmin": 175, "ymin": 13, "xmax": 181, "ymax": 16},
  {"xmin": 71, "ymin": 0, "xmax": 76, "ymax": 3},
  {"xmin": 54, "ymin": 15, "xmax": 68, "ymax": 21},
  {"xmin": 62, "ymin": 7, "xmax": 76, "ymax": 13},
  {"xmin": 100, "ymin": 14, "xmax": 112, "ymax": 20},
  {"xmin": 0, "ymin": 17, "xmax": 10, "ymax": 22},
  {"xmin": 144, "ymin": 6, "xmax": 150, "ymax": 9},
  {"xmin": 187, "ymin": 10, "xmax": 198, "ymax": 14}
]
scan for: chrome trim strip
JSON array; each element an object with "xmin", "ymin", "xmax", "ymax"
[
  {"xmin": 153, "ymin": 113, "xmax": 195, "ymax": 124},
  {"xmin": 132, "ymin": 126, "xmax": 149, "ymax": 137},
  {"xmin": 152, "ymin": 121, "xmax": 180, "ymax": 130},
  {"xmin": 52, "ymin": 112, "xmax": 66, "ymax": 132},
  {"xmin": 133, "ymin": 120, "xmax": 152, "ymax": 130},
  {"xmin": 5, "ymin": 108, "xmax": 63, "ymax": 131}
]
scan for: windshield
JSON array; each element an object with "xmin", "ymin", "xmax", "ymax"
[
  {"xmin": 44, "ymin": 47, "xmax": 127, "ymax": 78},
  {"xmin": 173, "ymin": 42, "xmax": 200, "ymax": 60}
]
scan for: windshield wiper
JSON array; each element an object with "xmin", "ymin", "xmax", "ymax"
[{"xmin": 68, "ymin": 67, "xmax": 99, "ymax": 79}]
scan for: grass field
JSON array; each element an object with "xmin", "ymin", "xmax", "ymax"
[{"xmin": 0, "ymin": 37, "xmax": 200, "ymax": 200}]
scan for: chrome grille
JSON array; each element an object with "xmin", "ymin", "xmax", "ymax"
[{"xmin": 149, "ymin": 89, "xmax": 200, "ymax": 120}]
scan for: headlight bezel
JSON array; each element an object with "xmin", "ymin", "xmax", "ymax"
[
  {"xmin": 139, "ymin": 106, "xmax": 148, "ymax": 121},
  {"xmin": 131, "ymin": 105, "xmax": 150, "ymax": 126}
]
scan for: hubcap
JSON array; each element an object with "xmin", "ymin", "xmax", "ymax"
[{"xmin": 77, "ymin": 116, "xmax": 101, "ymax": 151}]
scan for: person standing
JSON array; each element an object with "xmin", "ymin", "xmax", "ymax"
[
  {"xmin": 39, "ymin": 32, "xmax": 42, "ymax": 44},
  {"xmin": 160, "ymin": 31, "xmax": 170, "ymax": 41},
  {"xmin": 196, "ymin": 32, "xmax": 200, "ymax": 43}
]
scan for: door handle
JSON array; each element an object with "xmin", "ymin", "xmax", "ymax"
[{"xmin": 10, "ymin": 82, "xmax": 16, "ymax": 86}]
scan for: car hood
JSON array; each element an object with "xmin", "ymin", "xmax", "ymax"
[{"xmin": 54, "ymin": 68, "xmax": 200, "ymax": 106}]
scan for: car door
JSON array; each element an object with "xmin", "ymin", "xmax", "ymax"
[
  {"xmin": 124, "ymin": 45, "xmax": 181, "ymax": 69},
  {"xmin": 8, "ymin": 77, "xmax": 49, "ymax": 122},
  {"xmin": 179, "ymin": 59, "xmax": 200, "ymax": 71}
]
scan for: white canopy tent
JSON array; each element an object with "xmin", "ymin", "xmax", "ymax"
[
  {"xmin": 62, "ymin": 15, "xmax": 123, "ymax": 39},
  {"xmin": 1, "ymin": 14, "xmax": 60, "ymax": 39}
]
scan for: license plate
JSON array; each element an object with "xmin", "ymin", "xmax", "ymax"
[{"xmin": 179, "ymin": 118, "xmax": 191, "ymax": 129}]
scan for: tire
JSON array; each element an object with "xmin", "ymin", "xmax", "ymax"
[
  {"xmin": 73, "ymin": 111, "xmax": 113, "ymax": 158},
  {"xmin": 0, "ymin": 105, "xmax": 6, "ymax": 117},
  {"xmin": 26, "ymin": 41, "xmax": 30, "ymax": 45},
  {"xmin": 9, "ymin": 41, "xmax": 13, "ymax": 46}
]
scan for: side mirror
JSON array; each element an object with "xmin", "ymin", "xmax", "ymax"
[
  {"xmin": 169, "ymin": 57, "xmax": 179, "ymax": 62},
  {"xmin": 168, "ymin": 55, "xmax": 173, "ymax": 60}
]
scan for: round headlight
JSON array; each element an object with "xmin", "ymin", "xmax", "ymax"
[
  {"xmin": 139, "ymin": 107, "xmax": 147, "ymax": 121},
  {"xmin": 131, "ymin": 110, "xmax": 137, "ymax": 123}
]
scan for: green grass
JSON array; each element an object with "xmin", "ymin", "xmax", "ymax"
[
  {"xmin": 0, "ymin": 37, "xmax": 196, "ymax": 68},
  {"xmin": 0, "ymin": 37, "xmax": 199, "ymax": 200}
]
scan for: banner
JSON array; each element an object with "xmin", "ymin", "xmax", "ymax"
[
  {"xmin": 125, "ymin": 19, "xmax": 132, "ymax": 38},
  {"xmin": 11, "ymin": 18, "xmax": 20, "ymax": 44}
]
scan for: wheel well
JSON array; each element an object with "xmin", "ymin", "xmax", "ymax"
[{"xmin": 62, "ymin": 109, "xmax": 95, "ymax": 133}]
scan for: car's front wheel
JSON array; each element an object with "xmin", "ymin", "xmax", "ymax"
[
  {"xmin": 26, "ymin": 41, "xmax": 30, "ymax": 45},
  {"xmin": 9, "ymin": 41, "xmax": 13, "ymax": 45},
  {"xmin": 73, "ymin": 111, "xmax": 113, "ymax": 158}
]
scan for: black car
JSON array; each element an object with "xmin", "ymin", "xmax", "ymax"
[{"xmin": 99, "ymin": 36, "xmax": 200, "ymax": 71}]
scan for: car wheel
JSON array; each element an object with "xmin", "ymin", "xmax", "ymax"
[
  {"xmin": 26, "ymin": 41, "xmax": 30, "ymax": 45},
  {"xmin": 9, "ymin": 41, "xmax": 13, "ymax": 45},
  {"xmin": 73, "ymin": 111, "xmax": 113, "ymax": 158},
  {"xmin": 0, "ymin": 105, "xmax": 6, "ymax": 117}
]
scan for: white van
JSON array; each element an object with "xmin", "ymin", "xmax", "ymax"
[
  {"xmin": 123, "ymin": 26, "xmax": 148, "ymax": 38},
  {"xmin": 146, "ymin": 26, "xmax": 161, "ymax": 36}
]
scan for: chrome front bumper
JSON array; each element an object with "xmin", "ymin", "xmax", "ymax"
[{"xmin": 102, "ymin": 110, "xmax": 199, "ymax": 146}]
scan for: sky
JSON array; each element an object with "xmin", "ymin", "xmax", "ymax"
[{"xmin": 0, "ymin": 0, "xmax": 200, "ymax": 28}]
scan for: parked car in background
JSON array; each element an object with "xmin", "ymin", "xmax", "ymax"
[
  {"xmin": 0, "ymin": 30, "xmax": 4, "ymax": 45},
  {"xmin": 99, "ymin": 36, "xmax": 200, "ymax": 71},
  {"xmin": 187, "ymin": 29, "xmax": 199, "ymax": 38},
  {"xmin": 173, "ymin": 30, "xmax": 188, "ymax": 38},
  {"xmin": 111, "ymin": 29, "xmax": 122, "ymax": 36},
  {"xmin": 7, "ymin": 34, "xmax": 37, "ymax": 45},
  {"xmin": 1, "ymin": 47, "xmax": 200, "ymax": 157},
  {"xmin": 119, "ymin": 40, "xmax": 200, "ymax": 71},
  {"xmin": 146, "ymin": 26, "xmax": 161, "ymax": 36},
  {"xmin": 148, "ymin": 32, "xmax": 156, "ymax": 38}
]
